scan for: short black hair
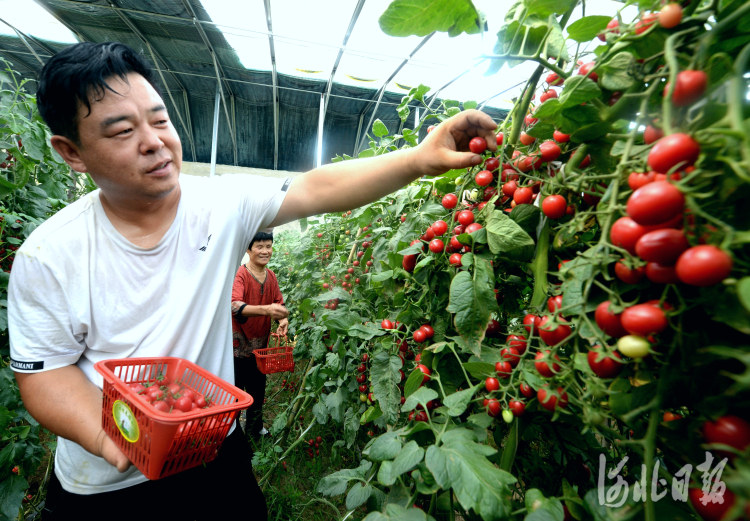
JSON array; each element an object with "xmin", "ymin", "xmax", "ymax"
[
  {"xmin": 249, "ymin": 231, "xmax": 274, "ymax": 250},
  {"xmin": 37, "ymin": 42, "xmax": 161, "ymax": 145}
]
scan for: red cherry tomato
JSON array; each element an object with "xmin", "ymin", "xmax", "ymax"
[
  {"xmin": 702, "ymin": 415, "xmax": 750, "ymax": 452},
  {"xmin": 578, "ymin": 62, "xmax": 598, "ymax": 82},
  {"xmin": 534, "ymin": 350, "xmax": 562, "ymax": 377},
  {"xmin": 416, "ymin": 364, "xmax": 431, "ymax": 383},
  {"xmin": 465, "ymin": 223, "xmax": 482, "ymax": 234},
  {"xmin": 540, "ymin": 90, "xmax": 558, "ymax": 102},
  {"xmin": 522, "ymin": 314, "xmax": 542, "ymax": 335},
  {"xmin": 402, "ymin": 254, "xmax": 417, "ymax": 272},
  {"xmin": 495, "ymin": 361, "xmax": 513, "ymax": 379},
  {"xmin": 610, "ymin": 217, "xmax": 647, "ymax": 255},
  {"xmin": 506, "ymin": 334, "xmax": 528, "ymax": 354},
  {"xmin": 502, "ymin": 181, "xmax": 518, "ymax": 197},
  {"xmin": 501, "ymin": 347, "xmax": 521, "ymax": 367},
  {"xmin": 645, "ymin": 262, "xmax": 680, "ymax": 284},
  {"xmin": 485, "ymin": 157, "xmax": 500, "ymax": 172},
  {"xmin": 431, "ymin": 220, "xmax": 448, "ymax": 236},
  {"xmin": 381, "ymin": 319, "xmax": 394, "ymax": 330},
  {"xmin": 519, "ymin": 132, "xmax": 536, "ymax": 146},
  {"xmin": 513, "ymin": 187, "xmax": 533, "ymax": 205},
  {"xmin": 546, "ymin": 72, "xmax": 564, "ymax": 86},
  {"xmin": 449, "ymin": 253, "xmax": 462, "ymax": 266},
  {"xmin": 485, "ymin": 377, "xmax": 500, "ymax": 392},
  {"xmin": 413, "ymin": 329, "xmax": 427, "ymax": 343},
  {"xmin": 496, "ymin": 133, "xmax": 504, "ymax": 145},
  {"xmin": 635, "ymin": 228, "xmax": 689, "ymax": 264},
  {"xmin": 658, "ymin": 3, "xmax": 683, "ymax": 28},
  {"xmin": 486, "ymin": 398, "xmax": 502, "ymax": 417},
  {"xmin": 419, "ymin": 325, "xmax": 434, "ymax": 339},
  {"xmin": 665, "ymin": 70, "xmax": 707, "ymax": 107},
  {"xmin": 643, "ymin": 126, "xmax": 664, "ymax": 146},
  {"xmin": 538, "ymin": 316, "xmax": 572, "ymax": 346},
  {"xmin": 509, "ymin": 400, "xmax": 526, "ymax": 417},
  {"xmin": 520, "ymin": 382, "xmax": 534, "ymax": 398},
  {"xmin": 595, "ymin": 301, "xmax": 629, "ymax": 338},
  {"xmin": 598, "ymin": 18, "xmax": 619, "ymax": 41},
  {"xmin": 457, "ymin": 210, "xmax": 475, "ymax": 226},
  {"xmin": 428, "ymin": 239, "xmax": 445, "ymax": 253},
  {"xmin": 537, "ymin": 386, "xmax": 568, "ymax": 411},
  {"xmin": 647, "ymin": 133, "xmax": 700, "ymax": 174},
  {"xmin": 553, "ymin": 130, "xmax": 570, "ymax": 143},
  {"xmin": 627, "ymin": 182, "xmax": 685, "ymax": 226},
  {"xmin": 542, "ymin": 195, "xmax": 567, "ymax": 219},
  {"xmin": 621, "ymin": 304, "xmax": 668, "ymax": 337},
  {"xmin": 469, "ymin": 137, "xmax": 488, "ymax": 154},
  {"xmin": 587, "ymin": 346, "xmax": 624, "ymax": 378},
  {"xmin": 547, "ymin": 295, "xmax": 564, "ymax": 315},
  {"xmin": 676, "ymin": 246, "xmax": 733, "ymax": 286},
  {"xmin": 689, "ymin": 488, "xmax": 735, "ymax": 521},
  {"xmin": 475, "ymin": 170, "xmax": 494, "ymax": 187},
  {"xmin": 442, "ymin": 193, "xmax": 458, "ymax": 210},
  {"xmin": 635, "ymin": 12, "xmax": 657, "ymax": 34}
]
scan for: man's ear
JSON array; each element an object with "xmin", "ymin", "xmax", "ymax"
[{"xmin": 50, "ymin": 136, "xmax": 88, "ymax": 173}]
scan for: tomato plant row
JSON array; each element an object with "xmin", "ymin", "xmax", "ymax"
[{"xmin": 267, "ymin": 1, "xmax": 750, "ymax": 519}]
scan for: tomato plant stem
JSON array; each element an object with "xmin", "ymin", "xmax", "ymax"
[{"xmin": 529, "ymin": 220, "xmax": 550, "ymax": 308}]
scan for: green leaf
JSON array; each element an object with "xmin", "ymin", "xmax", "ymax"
[
  {"xmin": 318, "ymin": 460, "xmax": 372, "ymax": 496},
  {"xmin": 467, "ymin": 412, "xmax": 494, "ymax": 428},
  {"xmin": 599, "ymin": 52, "xmax": 635, "ymax": 91},
  {"xmin": 371, "ymin": 352, "xmax": 403, "ymax": 424},
  {"xmin": 313, "ymin": 401, "xmax": 329, "ymax": 424},
  {"xmin": 486, "ymin": 210, "xmax": 535, "ymax": 260},
  {"xmin": 349, "ymin": 323, "xmax": 386, "ymax": 341},
  {"xmin": 361, "ymin": 404, "xmax": 383, "ymax": 424},
  {"xmin": 555, "ymin": 105, "xmax": 602, "ymax": 135},
  {"xmin": 372, "ymin": 270, "xmax": 394, "ymax": 282},
  {"xmin": 500, "ymin": 418, "xmax": 519, "ymax": 472},
  {"xmin": 0, "ymin": 473, "xmax": 27, "ymax": 519},
  {"xmin": 737, "ymin": 277, "xmax": 750, "ymax": 313},
  {"xmin": 446, "ymin": 258, "xmax": 497, "ymax": 356},
  {"xmin": 447, "ymin": 107, "xmax": 461, "ymax": 117},
  {"xmin": 566, "ymin": 16, "xmax": 611, "ymax": 43},
  {"xmin": 379, "ymin": 0, "xmax": 482, "ymax": 38},
  {"xmin": 533, "ymin": 99, "xmax": 561, "ymax": 120},
  {"xmin": 373, "ymin": 119, "xmax": 389, "ymax": 138},
  {"xmin": 463, "ymin": 100, "xmax": 477, "ymax": 109},
  {"xmin": 509, "ymin": 203, "xmax": 542, "ymax": 238},
  {"xmin": 562, "ymin": 478, "xmax": 586, "ymax": 520},
  {"xmin": 366, "ymin": 432, "xmax": 402, "ymax": 461},
  {"xmin": 443, "ymin": 384, "xmax": 480, "ymax": 416},
  {"xmin": 558, "ymin": 76, "xmax": 602, "ymax": 108},
  {"xmin": 526, "ymin": 122, "xmax": 555, "ymax": 140},
  {"xmin": 346, "ymin": 482, "xmax": 373, "ymax": 510},
  {"xmin": 363, "ymin": 503, "xmax": 437, "ymax": 521},
  {"xmin": 345, "ymin": 407, "xmax": 360, "ymax": 447},
  {"xmin": 402, "ymin": 386, "xmax": 439, "ymax": 412},
  {"xmin": 390, "ymin": 441, "xmax": 425, "ymax": 479},
  {"xmin": 412, "ymin": 465, "xmax": 441, "ymax": 495},
  {"xmin": 425, "ymin": 428, "xmax": 515, "ymax": 519},
  {"xmin": 560, "ymin": 254, "xmax": 594, "ymax": 315},
  {"xmin": 404, "ymin": 369, "xmax": 424, "ymax": 398},
  {"xmin": 462, "ymin": 361, "xmax": 496, "ymax": 379},
  {"xmin": 325, "ymin": 386, "xmax": 347, "ymax": 423},
  {"xmin": 524, "ymin": 0, "xmax": 577, "ymax": 17}
]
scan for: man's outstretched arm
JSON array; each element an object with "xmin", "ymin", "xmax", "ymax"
[{"xmin": 268, "ymin": 110, "xmax": 497, "ymax": 228}]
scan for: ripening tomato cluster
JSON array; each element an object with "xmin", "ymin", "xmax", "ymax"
[
  {"xmin": 304, "ymin": 435, "xmax": 324, "ymax": 460},
  {"xmin": 402, "ymin": 212, "xmax": 484, "ymax": 273},
  {"xmin": 612, "ymin": 178, "xmax": 733, "ymax": 288},
  {"xmin": 130, "ymin": 376, "xmax": 210, "ymax": 414}
]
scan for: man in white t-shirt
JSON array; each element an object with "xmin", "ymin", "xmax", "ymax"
[{"xmin": 9, "ymin": 42, "xmax": 497, "ymax": 519}]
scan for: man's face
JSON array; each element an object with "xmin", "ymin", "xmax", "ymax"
[
  {"xmin": 248, "ymin": 240, "xmax": 273, "ymax": 266},
  {"xmin": 70, "ymin": 72, "xmax": 182, "ymax": 201}
]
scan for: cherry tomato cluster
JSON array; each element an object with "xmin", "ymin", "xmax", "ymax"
[{"xmin": 129, "ymin": 376, "xmax": 209, "ymax": 414}]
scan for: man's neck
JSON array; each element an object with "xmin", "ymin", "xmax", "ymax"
[{"xmin": 99, "ymin": 186, "xmax": 181, "ymax": 249}]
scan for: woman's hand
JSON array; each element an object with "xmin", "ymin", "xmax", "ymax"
[{"xmin": 265, "ymin": 303, "xmax": 289, "ymax": 320}]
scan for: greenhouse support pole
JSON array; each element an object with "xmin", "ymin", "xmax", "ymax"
[
  {"xmin": 317, "ymin": 94, "xmax": 325, "ymax": 168},
  {"xmin": 210, "ymin": 81, "xmax": 220, "ymax": 178}
]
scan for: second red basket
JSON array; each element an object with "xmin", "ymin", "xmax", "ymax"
[{"xmin": 254, "ymin": 333, "xmax": 294, "ymax": 374}]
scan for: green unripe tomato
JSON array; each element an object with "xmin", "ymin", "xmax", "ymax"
[
  {"xmin": 455, "ymin": 177, "xmax": 464, "ymax": 185},
  {"xmin": 617, "ymin": 335, "xmax": 651, "ymax": 359},
  {"xmin": 502, "ymin": 409, "xmax": 514, "ymax": 423},
  {"xmin": 360, "ymin": 394, "xmax": 368, "ymax": 402}
]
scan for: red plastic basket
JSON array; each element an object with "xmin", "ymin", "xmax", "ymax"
[
  {"xmin": 254, "ymin": 334, "xmax": 294, "ymax": 374},
  {"xmin": 94, "ymin": 357, "xmax": 253, "ymax": 480}
]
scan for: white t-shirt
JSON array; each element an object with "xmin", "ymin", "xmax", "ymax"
[{"xmin": 8, "ymin": 173, "xmax": 290, "ymax": 494}]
